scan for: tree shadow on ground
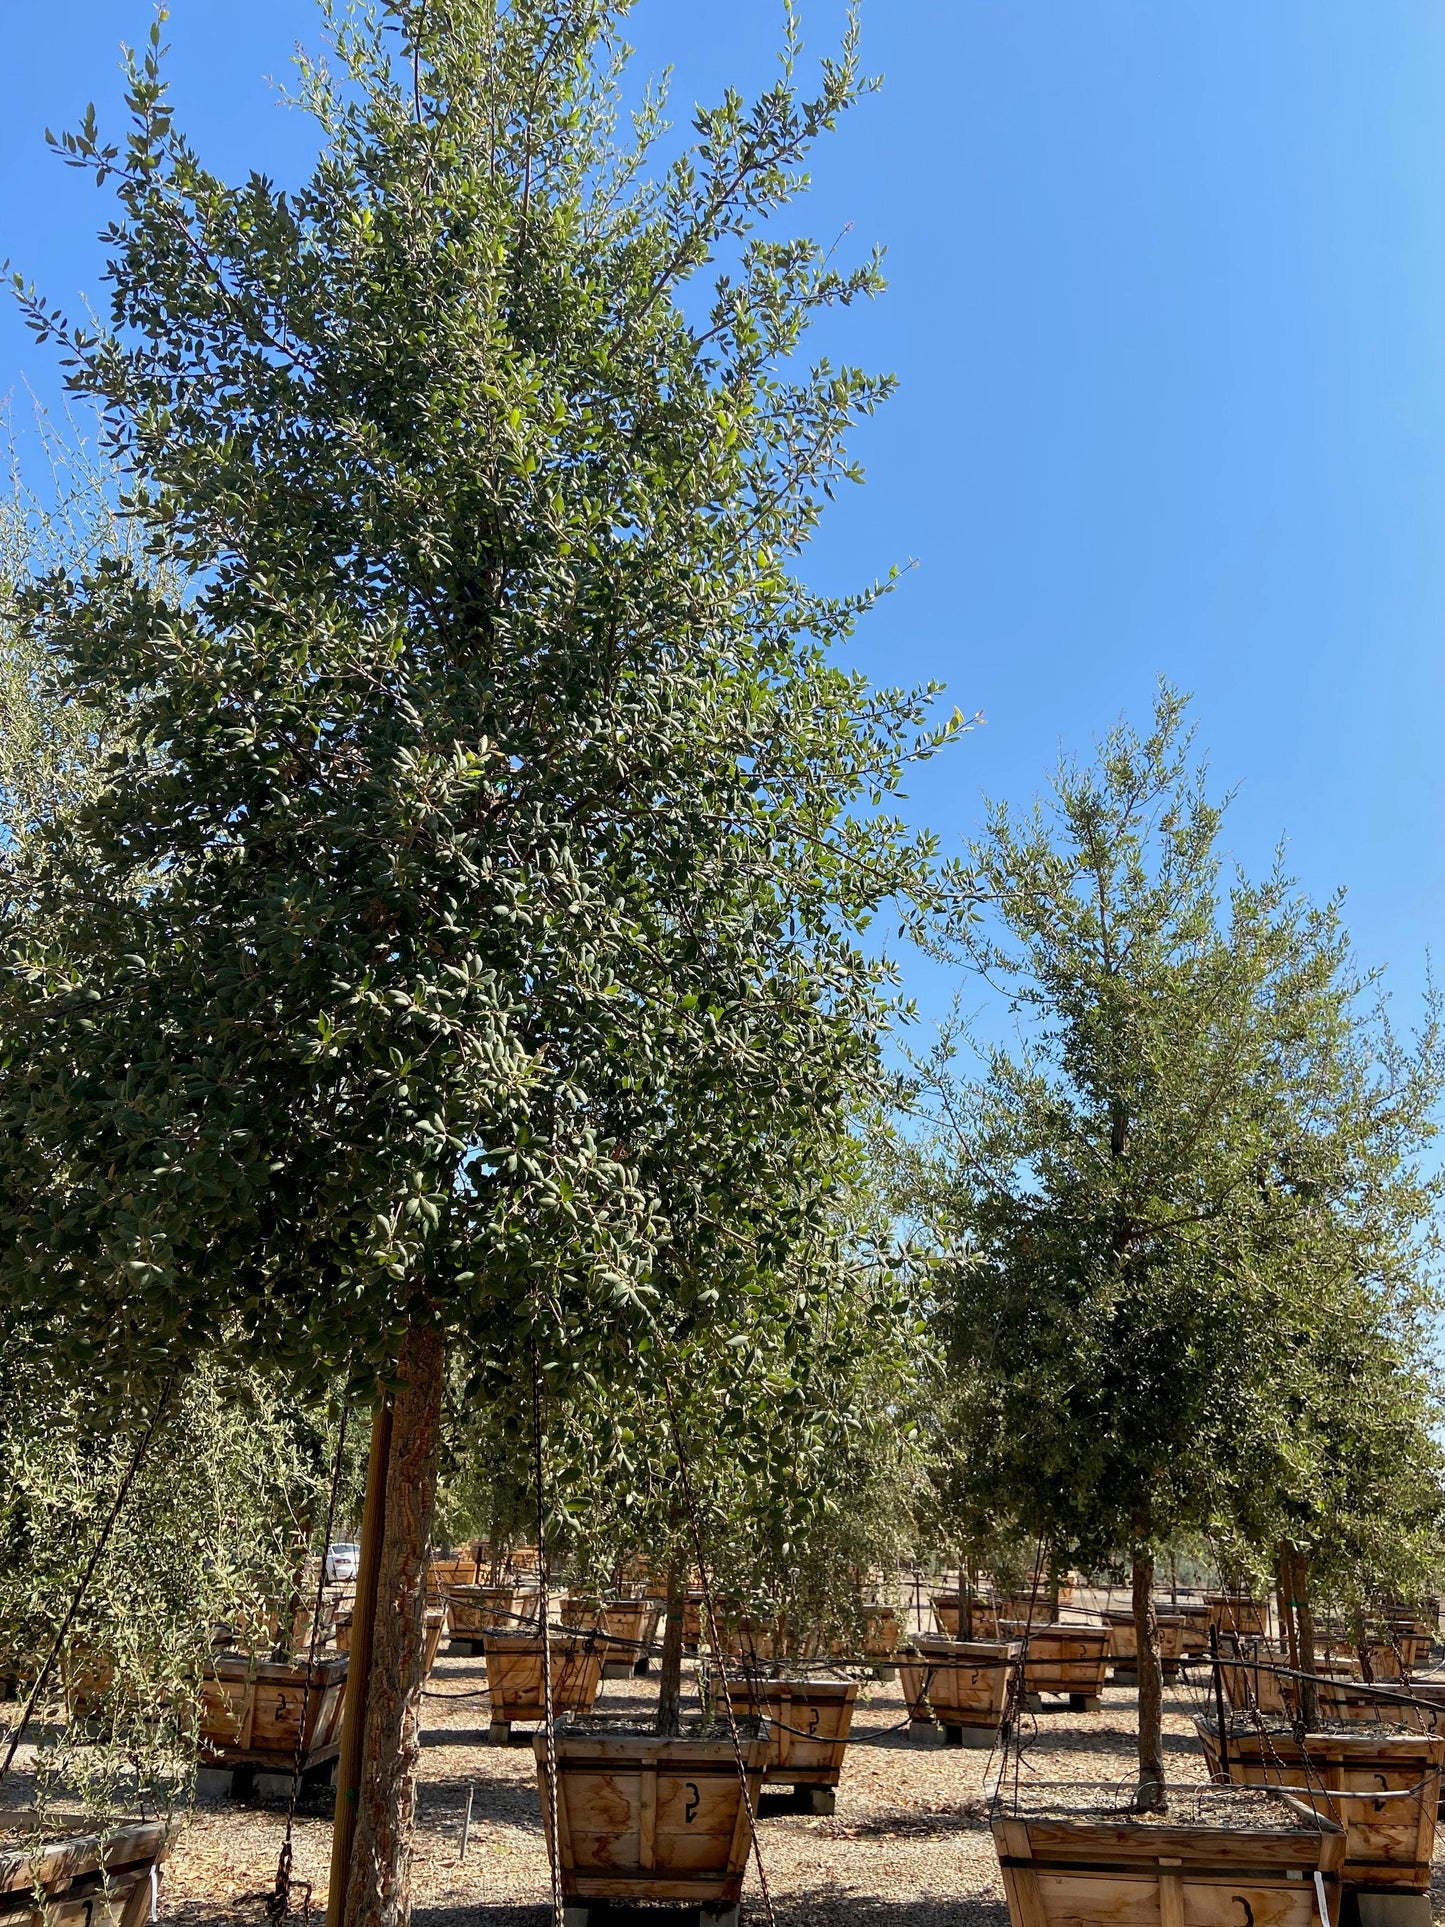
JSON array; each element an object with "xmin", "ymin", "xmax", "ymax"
[
  {"xmin": 415, "ymin": 1903, "xmax": 1006, "ymax": 1927},
  {"xmin": 421, "ymin": 1727, "xmax": 499, "ymax": 1749},
  {"xmin": 416, "ymin": 1777, "xmax": 544, "ymax": 1834},
  {"xmin": 1006, "ymin": 1720, "xmax": 1204, "ymax": 1757},
  {"xmin": 812, "ymin": 1799, "xmax": 994, "ymax": 1840}
]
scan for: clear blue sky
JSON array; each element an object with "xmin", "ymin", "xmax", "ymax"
[{"xmin": 5, "ymin": 2, "xmax": 1445, "ymax": 1032}]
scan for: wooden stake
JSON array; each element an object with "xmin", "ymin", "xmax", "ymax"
[
  {"xmin": 328, "ymin": 1397, "xmax": 393, "ymax": 1927},
  {"xmin": 1210, "ymin": 1625, "xmax": 1231, "ymax": 1783}
]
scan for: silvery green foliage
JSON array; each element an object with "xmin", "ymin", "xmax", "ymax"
[{"xmin": 0, "ymin": 1361, "xmax": 345, "ymax": 1812}]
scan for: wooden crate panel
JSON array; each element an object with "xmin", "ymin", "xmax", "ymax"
[
  {"xmin": 901, "ymin": 1640, "xmax": 1018, "ymax": 1728},
  {"xmin": 1175, "ymin": 1605, "xmax": 1214, "ymax": 1657},
  {"xmin": 535, "ymin": 1730, "xmax": 766, "ymax": 1906},
  {"xmin": 1158, "ymin": 1617, "xmax": 1187, "ymax": 1662},
  {"xmin": 1195, "ymin": 1719, "xmax": 1441, "ymax": 1892},
  {"xmin": 199, "ymin": 1656, "xmax": 347, "ymax": 1766},
  {"xmin": 199, "ymin": 1675, "xmax": 248, "ymax": 1745},
  {"xmin": 484, "ymin": 1636, "xmax": 602, "ymax": 1722},
  {"xmin": 654, "ymin": 1771, "xmax": 747, "ymax": 1839},
  {"xmin": 1104, "ymin": 1611, "xmax": 1137, "ymax": 1660},
  {"xmin": 1020, "ymin": 1627, "xmax": 1110, "ymax": 1696},
  {"xmin": 720, "ymin": 1679, "xmax": 855, "ymax": 1781}
]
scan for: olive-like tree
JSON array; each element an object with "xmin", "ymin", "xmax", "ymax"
[
  {"xmin": 0, "ymin": 5, "xmax": 957, "ymax": 1916},
  {"xmin": 896, "ymin": 687, "xmax": 1444, "ymax": 1807}
]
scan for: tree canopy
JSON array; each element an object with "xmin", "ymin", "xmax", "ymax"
[
  {"xmin": 0, "ymin": 0, "xmax": 958, "ymax": 1403},
  {"xmin": 891, "ymin": 686, "xmax": 1445, "ymax": 1800}
]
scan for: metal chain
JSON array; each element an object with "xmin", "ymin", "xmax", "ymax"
[
  {"xmin": 254, "ymin": 1406, "xmax": 351, "ymax": 1927},
  {"xmin": 530, "ymin": 1332, "xmax": 564, "ymax": 1927},
  {"xmin": 660, "ymin": 1368, "xmax": 778, "ymax": 1927}
]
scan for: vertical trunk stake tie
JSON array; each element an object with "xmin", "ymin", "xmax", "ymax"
[{"xmin": 531, "ymin": 1332, "xmax": 564, "ymax": 1927}]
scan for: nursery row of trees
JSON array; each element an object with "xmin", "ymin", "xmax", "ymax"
[{"xmin": 2, "ymin": 1, "xmax": 1443, "ymax": 1919}]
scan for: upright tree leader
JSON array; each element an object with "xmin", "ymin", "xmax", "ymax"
[
  {"xmin": 0, "ymin": 3, "xmax": 963, "ymax": 1920},
  {"xmin": 904, "ymin": 688, "xmax": 1445, "ymax": 1812}
]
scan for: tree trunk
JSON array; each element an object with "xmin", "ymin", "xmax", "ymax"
[
  {"xmin": 1275, "ymin": 1547, "xmax": 1299, "ymax": 1675},
  {"xmin": 1290, "ymin": 1548, "xmax": 1319, "ymax": 1728},
  {"xmin": 655, "ymin": 1562, "xmax": 687, "ymax": 1736},
  {"xmin": 330, "ymin": 1325, "xmax": 446, "ymax": 1927},
  {"xmin": 1133, "ymin": 1547, "xmax": 1166, "ymax": 1812}
]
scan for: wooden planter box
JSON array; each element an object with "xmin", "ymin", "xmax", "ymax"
[
  {"xmin": 931, "ymin": 1592, "xmax": 964, "ymax": 1638},
  {"xmin": 995, "ymin": 1594, "xmax": 1059, "ymax": 1629},
  {"xmin": 199, "ymin": 1653, "xmax": 348, "ymax": 1790},
  {"xmin": 483, "ymin": 1634, "xmax": 604, "ymax": 1743},
  {"xmin": 1018, "ymin": 1626, "xmax": 1110, "ymax": 1709},
  {"xmin": 447, "ymin": 1584, "xmax": 536, "ymax": 1651},
  {"xmin": 1195, "ymin": 1716, "xmax": 1443, "ymax": 1900},
  {"xmin": 1312, "ymin": 1676, "xmax": 1427, "ymax": 1728},
  {"xmin": 430, "ymin": 1552, "xmax": 487, "ymax": 1593},
  {"xmin": 714, "ymin": 1678, "xmax": 856, "ymax": 1812},
  {"xmin": 533, "ymin": 1721, "xmax": 768, "ymax": 1926},
  {"xmin": 1219, "ymin": 1638, "xmax": 1289, "ymax": 1716},
  {"xmin": 0, "ymin": 1811, "xmax": 171, "ymax": 1927},
  {"xmin": 1173, "ymin": 1602, "xmax": 1213, "ymax": 1658},
  {"xmin": 810, "ymin": 1603, "xmax": 903, "ymax": 1673},
  {"xmin": 1103, "ymin": 1610, "xmax": 1187, "ymax": 1679},
  {"xmin": 901, "ymin": 1639, "xmax": 1019, "ymax": 1747},
  {"xmin": 1208, "ymin": 1594, "xmax": 1270, "ymax": 1639},
  {"xmin": 1368, "ymin": 1633, "xmax": 1434, "ymax": 1677},
  {"xmin": 560, "ymin": 1597, "xmax": 662, "ymax": 1678},
  {"xmin": 792, "ymin": 1602, "xmax": 902, "ymax": 1673},
  {"xmin": 335, "ymin": 1605, "xmax": 446, "ymax": 1678},
  {"xmin": 723, "ymin": 1617, "xmax": 780, "ymax": 1667},
  {"xmin": 862, "ymin": 1603, "xmax": 902, "ymax": 1665},
  {"xmin": 993, "ymin": 1785, "xmax": 1343, "ymax": 1927}
]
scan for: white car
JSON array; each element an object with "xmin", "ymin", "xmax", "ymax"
[{"xmin": 325, "ymin": 1542, "xmax": 361, "ymax": 1583}]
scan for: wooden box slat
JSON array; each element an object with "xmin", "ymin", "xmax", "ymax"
[
  {"xmin": 901, "ymin": 1639, "xmax": 1020, "ymax": 1733},
  {"xmin": 717, "ymin": 1677, "xmax": 856, "ymax": 1785},
  {"xmin": 483, "ymin": 1634, "xmax": 603, "ymax": 1724},
  {"xmin": 1195, "ymin": 1717, "xmax": 1444, "ymax": 1893},
  {"xmin": 533, "ymin": 1729, "xmax": 768, "ymax": 1905}
]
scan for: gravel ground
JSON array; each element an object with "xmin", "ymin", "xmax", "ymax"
[
  {"xmin": 158, "ymin": 1655, "xmax": 1235, "ymax": 1927},
  {"xmin": 13, "ymin": 1648, "xmax": 1445, "ymax": 1926}
]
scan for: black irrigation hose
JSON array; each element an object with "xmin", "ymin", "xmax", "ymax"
[{"xmin": 1179, "ymin": 1650, "xmax": 1445, "ymax": 1719}]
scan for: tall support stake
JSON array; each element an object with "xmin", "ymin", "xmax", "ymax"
[
  {"xmin": 329, "ymin": 1399, "xmax": 393, "ymax": 1927},
  {"xmin": 327, "ymin": 1325, "xmax": 446, "ymax": 1927},
  {"xmin": 1210, "ymin": 1625, "xmax": 1231, "ymax": 1783}
]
